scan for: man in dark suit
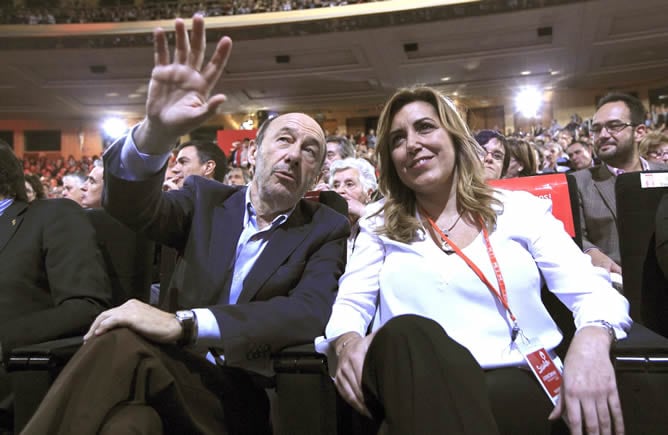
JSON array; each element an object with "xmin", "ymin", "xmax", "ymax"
[
  {"xmin": 573, "ymin": 92, "xmax": 668, "ymax": 274},
  {"xmin": 0, "ymin": 142, "xmax": 111, "ymax": 425},
  {"xmin": 23, "ymin": 15, "xmax": 349, "ymax": 435}
]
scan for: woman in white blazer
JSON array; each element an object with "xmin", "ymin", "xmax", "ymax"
[{"xmin": 316, "ymin": 86, "xmax": 630, "ymax": 435}]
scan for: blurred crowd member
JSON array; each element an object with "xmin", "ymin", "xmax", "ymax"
[
  {"xmin": 24, "ymin": 174, "xmax": 45, "ymax": 202},
  {"xmin": 640, "ymin": 130, "xmax": 668, "ymax": 165},
  {"xmin": 474, "ymin": 130, "xmax": 509, "ymax": 181},
  {"xmin": 229, "ymin": 138, "xmax": 250, "ymax": 168},
  {"xmin": 504, "ymin": 138, "xmax": 537, "ymax": 178},
  {"xmin": 566, "ymin": 141, "xmax": 595, "ymax": 171},
  {"xmin": 61, "ymin": 172, "xmax": 86, "ymax": 205},
  {"xmin": 573, "ymin": 92, "xmax": 668, "ymax": 274},
  {"xmin": 555, "ymin": 128, "xmax": 573, "ymax": 150},
  {"xmin": 0, "ymin": 142, "xmax": 111, "ymax": 429},
  {"xmin": 319, "ymin": 135, "xmax": 356, "ymax": 184},
  {"xmin": 81, "ymin": 160, "xmax": 104, "ymax": 209},
  {"xmin": 225, "ymin": 166, "xmax": 250, "ymax": 186},
  {"xmin": 163, "ymin": 141, "xmax": 228, "ymax": 191},
  {"xmin": 540, "ymin": 142, "xmax": 569, "ymax": 173},
  {"xmin": 329, "ymin": 158, "xmax": 378, "ymax": 258}
]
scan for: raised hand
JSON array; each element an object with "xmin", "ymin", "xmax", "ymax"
[{"xmin": 135, "ymin": 15, "xmax": 233, "ymax": 154}]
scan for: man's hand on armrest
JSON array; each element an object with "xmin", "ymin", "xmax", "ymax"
[
  {"xmin": 585, "ymin": 248, "xmax": 622, "ymax": 274},
  {"xmin": 84, "ymin": 299, "xmax": 183, "ymax": 345}
]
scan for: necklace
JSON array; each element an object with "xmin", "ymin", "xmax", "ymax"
[
  {"xmin": 425, "ymin": 211, "xmax": 462, "ymax": 255},
  {"xmin": 440, "ymin": 213, "xmax": 462, "ymax": 237}
]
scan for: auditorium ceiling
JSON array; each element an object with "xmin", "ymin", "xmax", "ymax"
[{"xmin": 0, "ymin": 0, "xmax": 666, "ymax": 120}]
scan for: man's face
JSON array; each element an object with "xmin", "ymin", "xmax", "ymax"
[
  {"xmin": 592, "ymin": 102, "xmax": 640, "ymax": 166},
  {"xmin": 170, "ymin": 146, "xmax": 211, "ymax": 188},
  {"xmin": 61, "ymin": 178, "xmax": 84, "ymax": 205},
  {"xmin": 250, "ymin": 113, "xmax": 325, "ymax": 211},
  {"xmin": 227, "ymin": 168, "xmax": 247, "ymax": 186},
  {"xmin": 566, "ymin": 142, "xmax": 593, "ymax": 170},
  {"xmin": 80, "ymin": 166, "xmax": 104, "ymax": 209}
]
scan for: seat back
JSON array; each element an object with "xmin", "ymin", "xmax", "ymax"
[
  {"xmin": 489, "ymin": 173, "xmax": 582, "ymax": 247},
  {"xmin": 616, "ymin": 171, "xmax": 668, "ymax": 335},
  {"xmin": 86, "ymin": 209, "xmax": 155, "ymax": 305}
]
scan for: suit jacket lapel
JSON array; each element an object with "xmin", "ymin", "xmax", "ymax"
[
  {"xmin": 591, "ymin": 165, "xmax": 617, "ymax": 220},
  {"xmin": 236, "ymin": 205, "xmax": 310, "ymax": 304},
  {"xmin": 205, "ymin": 188, "xmax": 247, "ymax": 305},
  {"xmin": 0, "ymin": 201, "xmax": 27, "ymax": 254}
]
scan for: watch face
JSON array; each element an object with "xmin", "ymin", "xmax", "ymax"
[{"xmin": 176, "ymin": 310, "xmax": 194, "ymax": 322}]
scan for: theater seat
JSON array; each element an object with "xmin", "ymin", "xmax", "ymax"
[{"xmin": 7, "ymin": 209, "xmax": 155, "ymax": 432}]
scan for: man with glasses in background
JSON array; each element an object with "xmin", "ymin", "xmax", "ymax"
[{"xmin": 573, "ymin": 92, "xmax": 667, "ymax": 276}]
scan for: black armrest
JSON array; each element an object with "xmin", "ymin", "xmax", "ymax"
[
  {"xmin": 272, "ymin": 343, "xmax": 326, "ymax": 375},
  {"xmin": 613, "ymin": 323, "xmax": 668, "ymax": 371},
  {"xmin": 6, "ymin": 336, "xmax": 83, "ymax": 372}
]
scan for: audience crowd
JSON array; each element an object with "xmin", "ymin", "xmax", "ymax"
[
  {"xmin": 20, "ymin": 110, "xmax": 668, "ymax": 202},
  {"xmin": 0, "ymin": 0, "xmax": 383, "ymax": 25}
]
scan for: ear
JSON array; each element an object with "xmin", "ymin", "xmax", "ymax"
[
  {"xmin": 634, "ymin": 124, "xmax": 648, "ymax": 143},
  {"xmin": 248, "ymin": 142, "xmax": 258, "ymax": 166},
  {"xmin": 203, "ymin": 160, "xmax": 216, "ymax": 177}
]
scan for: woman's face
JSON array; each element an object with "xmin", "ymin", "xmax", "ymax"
[
  {"xmin": 505, "ymin": 155, "xmax": 524, "ymax": 178},
  {"xmin": 25, "ymin": 181, "xmax": 36, "ymax": 202},
  {"xmin": 389, "ymin": 101, "xmax": 456, "ymax": 197},
  {"xmin": 647, "ymin": 144, "xmax": 668, "ymax": 164}
]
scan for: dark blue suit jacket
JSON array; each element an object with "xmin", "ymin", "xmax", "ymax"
[
  {"xmin": 0, "ymin": 199, "xmax": 111, "ymax": 360},
  {"xmin": 103, "ymin": 143, "xmax": 349, "ymax": 368}
]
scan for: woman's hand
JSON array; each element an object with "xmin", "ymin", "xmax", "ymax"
[
  {"xmin": 333, "ymin": 332, "xmax": 374, "ymax": 417},
  {"xmin": 549, "ymin": 326, "xmax": 623, "ymax": 435}
]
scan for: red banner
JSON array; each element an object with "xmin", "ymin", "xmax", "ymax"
[{"xmin": 489, "ymin": 174, "xmax": 575, "ymax": 237}]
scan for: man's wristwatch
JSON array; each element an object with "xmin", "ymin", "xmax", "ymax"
[{"xmin": 175, "ymin": 310, "xmax": 198, "ymax": 346}]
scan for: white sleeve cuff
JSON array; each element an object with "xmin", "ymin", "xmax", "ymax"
[{"xmin": 192, "ymin": 308, "xmax": 221, "ymax": 346}]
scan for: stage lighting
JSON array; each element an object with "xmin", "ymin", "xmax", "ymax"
[
  {"xmin": 102, "ymin": 117, "xmax": 128, "ymax": 139},
  {"xmin": 515, "ymin": 87, "xmax": 542, "ymax": 118}
]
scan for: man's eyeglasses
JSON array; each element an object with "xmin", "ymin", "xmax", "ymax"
[{"xmin": 590, "ymin": 121, "xmax": 634, "ymax": 136}]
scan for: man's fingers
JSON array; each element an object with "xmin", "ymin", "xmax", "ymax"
[
  {"xmin": 202, "ymin": 37, "xmax": 233, "ymax": 89},
  {"xmin": 153, "ymin": 28, "xmax": 169, "ymax": 66},
  {"xmin": 174, "ymin": 18, "xmax": 190, "ymax": 64},
  {"xmin": 84, "ymin": 310, "xmax": 112, "ymax": 341},
  {"xmin": 188, "ymin": 14, "xmax": 206, "ymax": 70}
]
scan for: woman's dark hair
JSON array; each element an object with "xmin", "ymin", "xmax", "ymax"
[
  {"xmin": 0, "ymin": 141, "xmax": 28, "ymax": 201},
  {"xmin": 24, "ymin": 173, "xmax": 46, "ymax": 200}
]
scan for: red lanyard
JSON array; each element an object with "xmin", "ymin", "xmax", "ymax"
[{"xmin": 421, "ymin": 209, "xmax": 517, "ymax": 326}]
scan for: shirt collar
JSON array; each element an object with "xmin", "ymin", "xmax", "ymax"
[
  {"xmin": 243, "ymin": 187, "xmax": 294, "ymax": 230},
  {"xmin": 606, "ymin": 157, "xmax": 650, "ymax": 176},
  {"xmin": 0, "ymin": 197, "xmax": 14, "ymax": 216}
]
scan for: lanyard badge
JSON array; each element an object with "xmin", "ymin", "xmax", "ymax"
[{"xmin": 514, "ymin": 339, "xmax": 563, "ymax": 405}]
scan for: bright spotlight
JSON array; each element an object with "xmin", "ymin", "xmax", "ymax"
[
  {"xmin": 102, "ymin": 117, "xmax": 128, "ymax": 139},
  {"xmin": 515, "ymin": 88, "xmax": 542, "ymax": 118}
]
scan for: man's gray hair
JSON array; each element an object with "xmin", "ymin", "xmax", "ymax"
[
  {"xmin": 62, "ymin": 172, "xmax": 87, "ymax": 186},
  {"xmin": 328, "ymin": 158, "xmax": 377, "ymax": 193}
]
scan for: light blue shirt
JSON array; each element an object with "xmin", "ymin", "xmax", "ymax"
[
  {"xmin": 108, "ymin": 126, "xmax": 292, "ymax": 362},
  {"xmin": 0, "ymin": 197, "xmax": 14, "ymax": 216}
]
